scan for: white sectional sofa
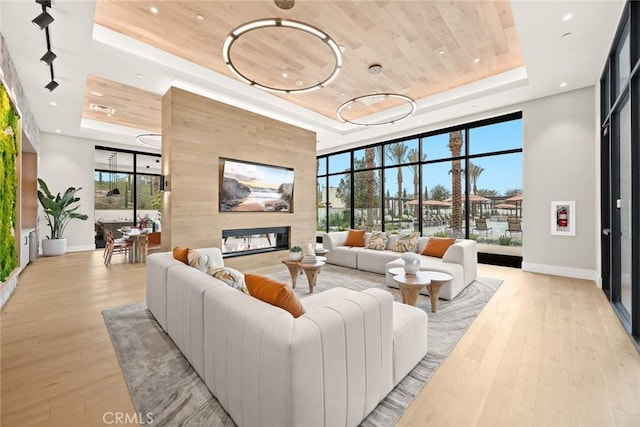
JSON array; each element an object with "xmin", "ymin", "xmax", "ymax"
[
  {"xmin": 322, "ymin": 231, "xmax": 478, "ymax": 300},
  {"xmin": 146, "ymin": 248, "xmax": 428, "ymax": 427}
]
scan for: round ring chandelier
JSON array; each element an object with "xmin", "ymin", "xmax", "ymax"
[
  {"xmin": 136, "ymin": 133, "xmax": 162, "ymax": 149},
  {"xmin": 336, "ymin": 93, "xmax": 417, "ymax": 126},
  {"xmin": 222, "ymin": 18, "xmax": 342, "ymax": 94}
]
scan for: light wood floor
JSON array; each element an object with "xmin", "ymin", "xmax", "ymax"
[{"xmin": 2, "ymin": 250, "xmax": 639, "ymax": 426}]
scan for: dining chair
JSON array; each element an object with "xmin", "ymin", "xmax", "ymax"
[
  {"xmin": 137, "ymin": 233, "xmax": 149, "ymax": 263},
  {"xmin": 104, "ymin": 229, "xmax": 132, "ymax": 266}
]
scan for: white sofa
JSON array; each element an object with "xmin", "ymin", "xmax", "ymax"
[
  {"xmin": 321, "ymin": 231, "xmax": 478, "ymax": 300},
  {"xmin": 146, "ymin": 249, "xmax": 428, "ymax": 427}
]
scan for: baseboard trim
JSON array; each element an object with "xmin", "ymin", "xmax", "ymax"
[
  {"xmin": 521, "ymin": 262, "xmax": 599, "ymax": 281},
  {"xmin": 0, "ymin": 268, "xmax": 20, "ymax": 309},
  {"xmin": 67, "ymin": 244, "xmax": 97, "ymax": 253},
  {"xmin": 39, "ymin": 244, "xmax": 97, "ymax": 256}
]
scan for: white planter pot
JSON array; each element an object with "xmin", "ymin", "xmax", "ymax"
[
  {"xmin": 42, "ymin": 238, "xmax": 67, "ymax": 256},
  {"xmin": 289, "ymin": 252, "xmax": 303, "ymax": 261}
]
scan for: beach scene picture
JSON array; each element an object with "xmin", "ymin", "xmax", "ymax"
[{"xmin": 220, "ymin": 159, "xmax": 294, "ymax": 212}]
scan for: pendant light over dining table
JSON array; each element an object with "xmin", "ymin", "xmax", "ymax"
[{"xmin": 106, "ymin": 152, "xmax": 121, "ymax": 197}]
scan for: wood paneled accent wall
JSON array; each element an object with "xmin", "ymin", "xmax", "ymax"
[{"xmin": 161, "ymin": 87, "xmax": 317, "ymax": 271}]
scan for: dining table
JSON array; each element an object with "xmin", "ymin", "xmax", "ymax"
[{"xmin": 117, "ymin": 228, "xmax": 150, "ymax": 263}]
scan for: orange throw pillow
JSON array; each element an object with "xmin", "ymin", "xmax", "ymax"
[
  {"xmin": 344, "ymin": 229, "xmax": 366, "ymax": 247},
  {"xmin": 422, "ymin": 237, "xmax": 456, "ymax": 258},
  {"xmin": 245, "ymin": 274, "xmax": 305, "ymax": 318},
  {"xmin": 172, "ymin": 246, "xmax": 189, "ymax": 264}
]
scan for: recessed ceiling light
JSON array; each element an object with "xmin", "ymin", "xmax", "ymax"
[
  {"xmin": 196, "ymin": 14, "xmax": 204, "ymax": 21},
  {"xmin": 438, "ymin": 50, "xmax": 445, "ymax": 55},
  {"xmin": 473, "ymin": 58, "xmax": 481, "ymax": 64},
  {"xmin": 560, "ymin": 82, "xmax": 567, "ymax": 88},
  {"xmin": 282, "ymin": 72, "xmax": 288, "ymax": 78},
  {"xmin": 136, "ymin": 74, "xmax": 143, "ymax": 78},
  {"xmin": 150, "ymin": 6, "xmax": 159, "ymax": 14},
  {"xmin": 563, "ymin": 13, "xmax": 573, "ymax": 21},
  {"xmin": 49, "ymin": 101, "xmax": 57, "ymax": 107},
  {"xmin": 295, "ymin": 80, "xmax": 303, "ymax": 86},
  {"xmin": 368, "ymin": 64, "xmax": 383, "ymax": 74},
  {"xmin": 89, "ymin": 90, "xmax": 103, "ymax": 97},
  {"xmin": 55, "ymin": 129, "xmax": 61, "ymax": 133}
]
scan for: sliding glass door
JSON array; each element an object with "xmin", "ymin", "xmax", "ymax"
[{"xmin": 600, "ymin": 1, "xmax": 639, "ymax": 341}]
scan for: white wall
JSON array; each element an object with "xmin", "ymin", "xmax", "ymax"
[
  {"xmin": 38, "ymin": 133, "xmax": 95, "ymax": 252},
  {"xmin": 520, "ymin": 87, "xmax": 598, "ymax": 280}
]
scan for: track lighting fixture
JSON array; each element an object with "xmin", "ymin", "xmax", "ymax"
[
  {"xmin": 40, "ymin": 50, "xmax": 56, "ymax": 66},
  {"xmin": 33, "ymin": 0, "xmax": 59, "ymax": 91},
  {"xmin": 32, "ymin": 10, "xmax": 54, "ymax": 30},
  {"xmin": 45, "ymin": 80, "xmax": 59, "ymax": 91}
]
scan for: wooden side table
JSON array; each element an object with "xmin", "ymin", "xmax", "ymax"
[
  {"xmin": 422, "ymin": 271, "xmax": 453, "ymax": 313},
  {"xmin": 393, "ymin": 273, "xmax": 431, "ymax": 307},
  {"xmin": 281, "ymin": 259, "xmax": 301, "ymax": 288},
  {"xmin": 281, "ymin": 259, "xmax": 326, "ymax": 293}
]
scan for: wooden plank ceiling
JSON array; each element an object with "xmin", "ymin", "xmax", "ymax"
[{"xmin": 88, "ymin": 0, "xmax": 523, "ymax": 131}]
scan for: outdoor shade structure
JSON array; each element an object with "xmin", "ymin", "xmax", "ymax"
[
  {"xmin": 406, "ymin": 199, "xmax": 451, "ymax": 215},
  {"xmin": 444, "ymin": 193, "xmax": 491, "ymax": 217},
  {"xmin": 504, "ymin": 193, "xmax": 524, "ymax": 218},
  {"xmin": 495, "ymin": 203, "xmax": 517, "ymax": 210}
]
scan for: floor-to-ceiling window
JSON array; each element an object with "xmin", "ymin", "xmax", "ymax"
[
  {"xmin": 94, "ymin": 147, "xmax": 161, "ymax": 247},
  {"xmin": 600, "ymin": 0, "xmax": 639, "ymax": 342},
  {"xmin": 317, "ymin": 112, "xmax": 523, "ymax": 266}
]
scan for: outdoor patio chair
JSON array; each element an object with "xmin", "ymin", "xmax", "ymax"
[
  {"xmin": 472, "ymin": 218, "xmax": 492, "ymax": 235},
  {"xmin": 505, "ymin": 219, "xmax": 523, "ymax": 237}
]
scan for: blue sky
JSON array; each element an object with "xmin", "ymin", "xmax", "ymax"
[{"xmin": 321, "ymin": 119, "xmax": 522, "ymax": 197}]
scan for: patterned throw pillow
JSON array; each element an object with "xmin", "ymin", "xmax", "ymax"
[
  {"xmin": 394, "ymin": 230, "xmax": 420, "ymax": 252},
  {"xmin": 366, "ymin": 231, "xmax": 389, "ymax": 250},
  {"xmin": 187, "ymin": 249, "xmax": 210, "ymax": 273},
  {"xmin": 208, "ymin": 266, "xmax": 248, "ymax": 293}
]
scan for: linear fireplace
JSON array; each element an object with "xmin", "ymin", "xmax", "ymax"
[{"xmin": 222, "ymin": 226, "xmax": 290, "ymax": 258}]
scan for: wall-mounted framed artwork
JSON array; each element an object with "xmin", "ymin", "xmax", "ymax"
[{"xmin": 550, "ymin": 201, "xmax": 575, "ymax": 236}]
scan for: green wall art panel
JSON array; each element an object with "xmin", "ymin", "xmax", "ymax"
[{"xmin": 0, "ymin": 83, "xmax": 19, "ymax": 281}]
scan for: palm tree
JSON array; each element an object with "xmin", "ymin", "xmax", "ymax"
[
  {"xmin": 407, "ymin": 148, "xmax": 427, "ymax": 199},
  {"xmin": 468, "ymin": 161, "xmax": 484, "ymax": 195},
  {"xmin": 386, "ymin": 143, "xmax": 409, "ymax": 217},
  {"xmin": 365, "ymin": 147, "xmax": 376, "ymax": 229},
  {"xmin": 448, "ymin": 131, "xmax": 463, "ymax": 233},
  {"xmin": 468, "ymin": 161, "xmax": 485, "ymax": 216}
]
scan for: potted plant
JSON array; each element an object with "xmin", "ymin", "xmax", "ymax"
[
  {"xmin": 289, "ymin": 245, "xmax": 303, "ymax": 261},
  {"xmin": 37, "ymin": 178, "xmax": 89, "ymax": 256}
]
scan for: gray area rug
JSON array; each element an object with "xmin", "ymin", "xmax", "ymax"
[{"xmin": 103, "ymin": 264, "xmax": 502, "ymax": 426}]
